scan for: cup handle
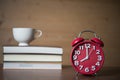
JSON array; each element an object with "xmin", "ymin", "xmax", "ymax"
[{"xmin": 34, "ymin": 30, "xmax": 42, "ymax": 38}]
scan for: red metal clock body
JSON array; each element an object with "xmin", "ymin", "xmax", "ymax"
[{"xmin": 71, "ymin": 30, "xmax": 104, "ymax": 75}]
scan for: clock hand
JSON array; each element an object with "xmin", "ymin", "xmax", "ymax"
[
  {"xmin": 80, "ymin": 57, "xmax": 88, "ymax": 62},
  {"xmin": 86, "ymin": 47, "xmax": 89, "ymax": 59},
  {"xmin": 80, "ymin": 47, "xmax": 89, "ymax": 62},
  {"xmin": 81, "ymin": 48, "xmax": 94, "ymax": 62}
]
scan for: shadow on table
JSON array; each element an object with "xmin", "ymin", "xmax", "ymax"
[
  {"xmin": 71, "ymin": 67, "xmax": 120, "ymax": 80},
  {"xmin": 97, "ymin": 67, "xmax": 120, "ymax": 76}
]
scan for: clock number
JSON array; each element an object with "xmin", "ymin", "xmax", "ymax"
[
  {"xmin": 85, "ymin": 67, "xmax": 89, "ymax": 72},
  {"xmin": 95, "ymin": 62, "xmax": 100, "ymax": 66},
  {"xmin": 75, "ymin": 50, "xmax": 80, "ymax": 55},
  {"xmin": 73, "ymin": 55, "xmax": 77, "ymax": 60},
  {"xmin": 96, "ymin": 50, "xmax": 100, "ymax": 54},
  {"xmin": 91, "ymin": 65, "xmax": 96, "ymax": 71},
  {"xmin": 85, "ymin": 44, "xmax": 91, "ymax": 48},
  {"xmin": 74, "ymin": 60, "xmax": 79, "ymax": 66},
  {"xmin": 79, "ymin": 65, "xmax": 83, "ymax": 70},
  {"xmin": 79, "ymin": 46, "xmax": 84, "ymax": 50},
  {"xmin": 97, "ymin": 55, "xmax": 102, "ymax": 61}
]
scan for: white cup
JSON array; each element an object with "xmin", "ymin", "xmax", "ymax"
[{"xmin": 13, "ymin": 28, "xmax": 42, "ymax": 46}]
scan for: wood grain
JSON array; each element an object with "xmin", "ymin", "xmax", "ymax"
[{"xmin": 0, "ymin": 0, "xmax": 120, "ymax": 66}]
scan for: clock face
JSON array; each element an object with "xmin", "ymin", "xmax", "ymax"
[{"xmin": 71, "ymin": 41, "xmax": 104, "ymax": 75}]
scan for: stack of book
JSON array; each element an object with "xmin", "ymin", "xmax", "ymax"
[{"xmin": 3, "ymin": 46, "xmax": 63, "ymax": 69}]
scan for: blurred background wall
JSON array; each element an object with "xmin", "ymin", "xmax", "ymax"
[{"xmin": 0, "ymin": 0, "xmax": 120, "ymax": 67}]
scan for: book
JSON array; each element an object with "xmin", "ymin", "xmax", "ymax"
[
  {"xmin": 3, "ymin": 46, "xmax": 63, "ymax": 54},
  {"xmin": 3, "ymin": 65, "xmax": 62, "ymax": 79},
  {"xmin": 4, "ymin": 54, "xmax": 62, "ymax": 62},
  {"xmin": 3, "ymin": 62, "xmax": 62, "ymax": 69}
]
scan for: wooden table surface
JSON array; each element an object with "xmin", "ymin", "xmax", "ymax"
[{"xmin": 0, "ymin": 64, "xmax": 120, "ymax": 80}]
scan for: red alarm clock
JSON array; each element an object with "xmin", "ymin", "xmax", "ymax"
[{"xmin": 70, "ymin": 30, "xmax": 104, "ymax": 75}]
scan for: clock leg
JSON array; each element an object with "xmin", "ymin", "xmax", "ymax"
[
  {"xmin": 93, "ymin": 73, "xmax": 97, "ymax": 76},
  {"xmin": 88, "ymin": 73, "xmax": 97, "ymax": 76},
  {"xmin": 75, "ymin": 72, "xmax": 79, "ymax": 80},
  {"xmin": 75, "ymin": 72, "xmax": 79, "ymax": 76}
]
